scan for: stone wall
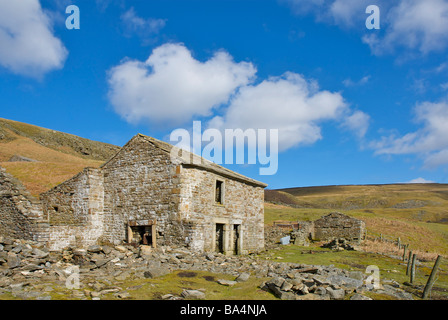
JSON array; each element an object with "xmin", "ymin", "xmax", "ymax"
[
  {"xmin": 101, "ymin": 135, "xmax": 184, "ymax": 247},
  {"xmin": 313, "ymin": 212, "xmax": 366, "ymax": 242},
  {"xmin": 291, "ymin": 221, "xmax": 314, "ymax": 246},
  {"xmin": 41, "ymin": 168, "xmax": 105, "ymax": 250},
  {"xmin": 179, "ymin": 165, "xmax": 265, "ymax": 254},
  {"xmin": 0, "ymin": 166, "xmax": 45, "ymax": 241}
]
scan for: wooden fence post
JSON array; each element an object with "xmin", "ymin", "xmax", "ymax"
[
  {"xmin": 422, "ymin": 255, "xmax": 443, "ymax": 299},
  {"xmin": 410, "ymin": 253, "xmax": 417, "ymax": 284},
  {"xmin": 402, "ymin": 245, "xmax": 407, "ymax": 261},
  {"xmin": 406, "ymin": 251, "xmax": 413, "ymax": 275}
]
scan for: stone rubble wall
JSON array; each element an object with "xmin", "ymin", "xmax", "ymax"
[
  {"xmin": 0, "ymin": 166, "xmax": 45, "ymax": 241},
  {"xmin": 40, "ymin": 168, "xmax": 105, "ymax": 250}
]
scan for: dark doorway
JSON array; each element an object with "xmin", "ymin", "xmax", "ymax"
[
  {"xmin": 215, "ymin": 223, "xmax": 224, "ymax": 253},
  {"xmin": 130, "ymin": 226, "xmax": 153, "ymax": 246},
  {"xmin": 233, "ymin": 224, "xmax": 240, "ymax": 255}
]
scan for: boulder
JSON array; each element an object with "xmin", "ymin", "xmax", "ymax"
[
  {"xmin": 235, "ymin": 272, "xmax": 250, "ymax": 282},
  {"xmin": 7, "ymin": 252, "xmax": 21, "ymax": 269},
  {"xmin": 181, "ymin": 289, "xmax": 206, "ymax": 300},
  {"xmin": 143, "ymin": 266, "xmax": 169, "ymax": 279},
  {"xmin": 87, "ymin": 245, "xmax": 103, "ymax": 253},
  {"xmin": 327, "ymin": 287, "xmax": 346, "ymax": 300},
  {"xmin": 217, "ymin": 279, "xmax": 237, "ymax": 286}
]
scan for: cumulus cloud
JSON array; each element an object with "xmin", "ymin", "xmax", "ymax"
[
  {"xmin": 107, "ymin": 43, "xmax": 256, "ymax": 126},
  {"xmin": 0, "ymin": 0, "xmax": 68, "ymax": 78},
  {"xmin": 363, "ymin": 0, "xmax": 448, "ymax": 55},
  {"xmin": 372, "ymin": 100, "xmax": 448, "ymax": 168},
  {"xmin": 208, "ymin": 72, "xmax": 350, "ymax": 151},
  {"xmin": 109, "ymin": 42, "xmax": 369, "ymax": 152}
]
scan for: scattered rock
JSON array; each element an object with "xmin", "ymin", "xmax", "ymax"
[
  {"xmin": 326, "ymin": 287, "xmax": 346, "ymax": 300},
  {"xmin": 321, "ymin": 238, "xmax": 357, "ymax": 251},
  {"xmin": 87, "ymin": 245, "xmax": 103, "ymax": 253},
  {"xmin": 143, "ymin": 266, "xmax": 169, "ymax": 279},
  {"xmin": 350, "ymin": 293, "xmax": 373, "ymax": 300},
  {"xmin": 217, "ymin": 279, "xmax": 237, "ymax": 286},
  {"xmin": 235, "ymin": 272, "xmax": 250, "ymax": 282},
  {"xmin": 181, "ymin": 289, "xmax": 206, "ymax": 300},
  {"xmin": 0, "ymin": 237, "xmax": 416, "ymax": 301}
]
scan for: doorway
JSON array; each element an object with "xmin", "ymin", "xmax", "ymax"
[
  {"xmin": 128, "ymin": 220, "xmax": 157, "ymax": 248},
  {"xmin": 215, "ymin": 223, "xmax": 224, "ymax": 253},
  {"xmin": 232, "ymin": 224, "xmax": 241, "ymax": 255},
  {"xmin": 130, "ymin": 226, "xmax": 152, "ymax": 245}
]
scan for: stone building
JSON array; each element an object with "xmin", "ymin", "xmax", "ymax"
[
  {"xmin": 312, "ymin": 212, "xmax": 366, "ymax": 242},
  {"xmin": 39, "ymin": 134, "xmax": 267, "ymax": 254},
  {"xmin": 285, "ymin": 212, "xmax": 366, "ymax": 246}
]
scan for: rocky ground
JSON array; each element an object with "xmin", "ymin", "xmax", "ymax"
[{"xmin": 0, "ymin": 236, "xmax": 415, "ymax": 300}]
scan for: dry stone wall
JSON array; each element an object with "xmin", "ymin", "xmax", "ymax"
[
  {"xmin": 41, "ymin": 168, "xmax": 105, "ymax": 250},
  {"xmin": 0, "ymin": 166, "xmax": 45, "ymax": 241}
]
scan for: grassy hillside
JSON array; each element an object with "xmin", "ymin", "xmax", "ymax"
[
  {"xmin": 0, "ymin": 118, "xmax": 120, "ymax": 196},
  {"xmin": 265, "ymin": 184, "xmax": 448, "ymax": 256}
]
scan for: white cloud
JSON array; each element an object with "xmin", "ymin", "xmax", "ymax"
[
  {"xmin": 121, "ymin": 7, "xmax": 166, "ymax": 41},
  {"xmin": 0, "ymin": 0, "xmax": 68, "ymax": 78},
  {"xmin": 372, "ymin": 100, "xmax": 448, "ymax": 168},
  {"xmin": 107, "ymin": 43, "xmax": 256, "ymax": 126},
  {"xmin": 364, "ymin": 0, "xmax": 448, "ymax": 55},
  {"xmin": 435, "ymin": 62, "xmax": 448, "ymax": 73},
  {"xmin": 109, "ymin": 42, "xmax": 369, "ymax": 152},
  {"xmin": 282, "ymin": 0, "xmax": 375, "ymax": 27},
  {"xmin": 340, "ymin": 110, "xmax": 370, "ymax": 138},
  {"xmin": 208, "ymin": 72, "xmax": 350, "ymax": 151},
  {"xmin": 407, "ymin": 177, "xmax": 434, "ymax": 184},
  {"xmin": 284, "ymin": 0, "xmax": 448, "ymax": 56},
  {"xmin": 329, "ymin": 0, "xmax": 370, "ymax": 28}
]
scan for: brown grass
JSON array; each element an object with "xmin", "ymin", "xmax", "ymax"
[
  {"xmin": 361, "ymin": 217, "xmax": 448, "ymax": 254},
  {"xmin": 0, "ymin": 131, "xmax": 103, "ymax": 196},
  {"xmin": 360, "ymin": 239, "xmax": 441, "ymax": 262}
]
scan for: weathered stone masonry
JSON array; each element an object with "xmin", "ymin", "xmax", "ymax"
[
  {"xmin": 41, "ymin": 168, "xmax": 104, "ymax": 250},
  {"xmin": 0, "ymin": 167, "xmax": 47, "ymax": 242},
  {"xmin": 38, "ymin": 134, "xmax": 267, "ymax": 253},
  {"xmin": 313, "ymin": 212, "xmax": 366, "ymax": 242}
]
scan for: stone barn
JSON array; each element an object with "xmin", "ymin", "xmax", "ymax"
[
  {"xmin": 312, "ymin": 212, "xmax": 366, "ymax": 242},
  {"xmin": 40, "ymin": 134, "xmax": 267, "ymax": 254}
]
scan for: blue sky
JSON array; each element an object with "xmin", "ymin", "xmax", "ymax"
[{"xmin": 1, "ymin": 0, "xmax": 448, "ymax": 189}]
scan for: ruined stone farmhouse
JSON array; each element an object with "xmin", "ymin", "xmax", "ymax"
[
  {"xmin": 291, "ymin": 212, "xmax": 366, "ymax": 245},
  {"xmin": 1, "ymin": 134, "xmax": 267, "ymax": 254},
  {"xmin": 312, "ymin": 212, "xmax": 366, "ymax": 241}
]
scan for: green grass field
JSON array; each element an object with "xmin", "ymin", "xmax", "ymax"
[{"xmin": 265, "ymin": 184, "xmax": 448, "ymax": 256}]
